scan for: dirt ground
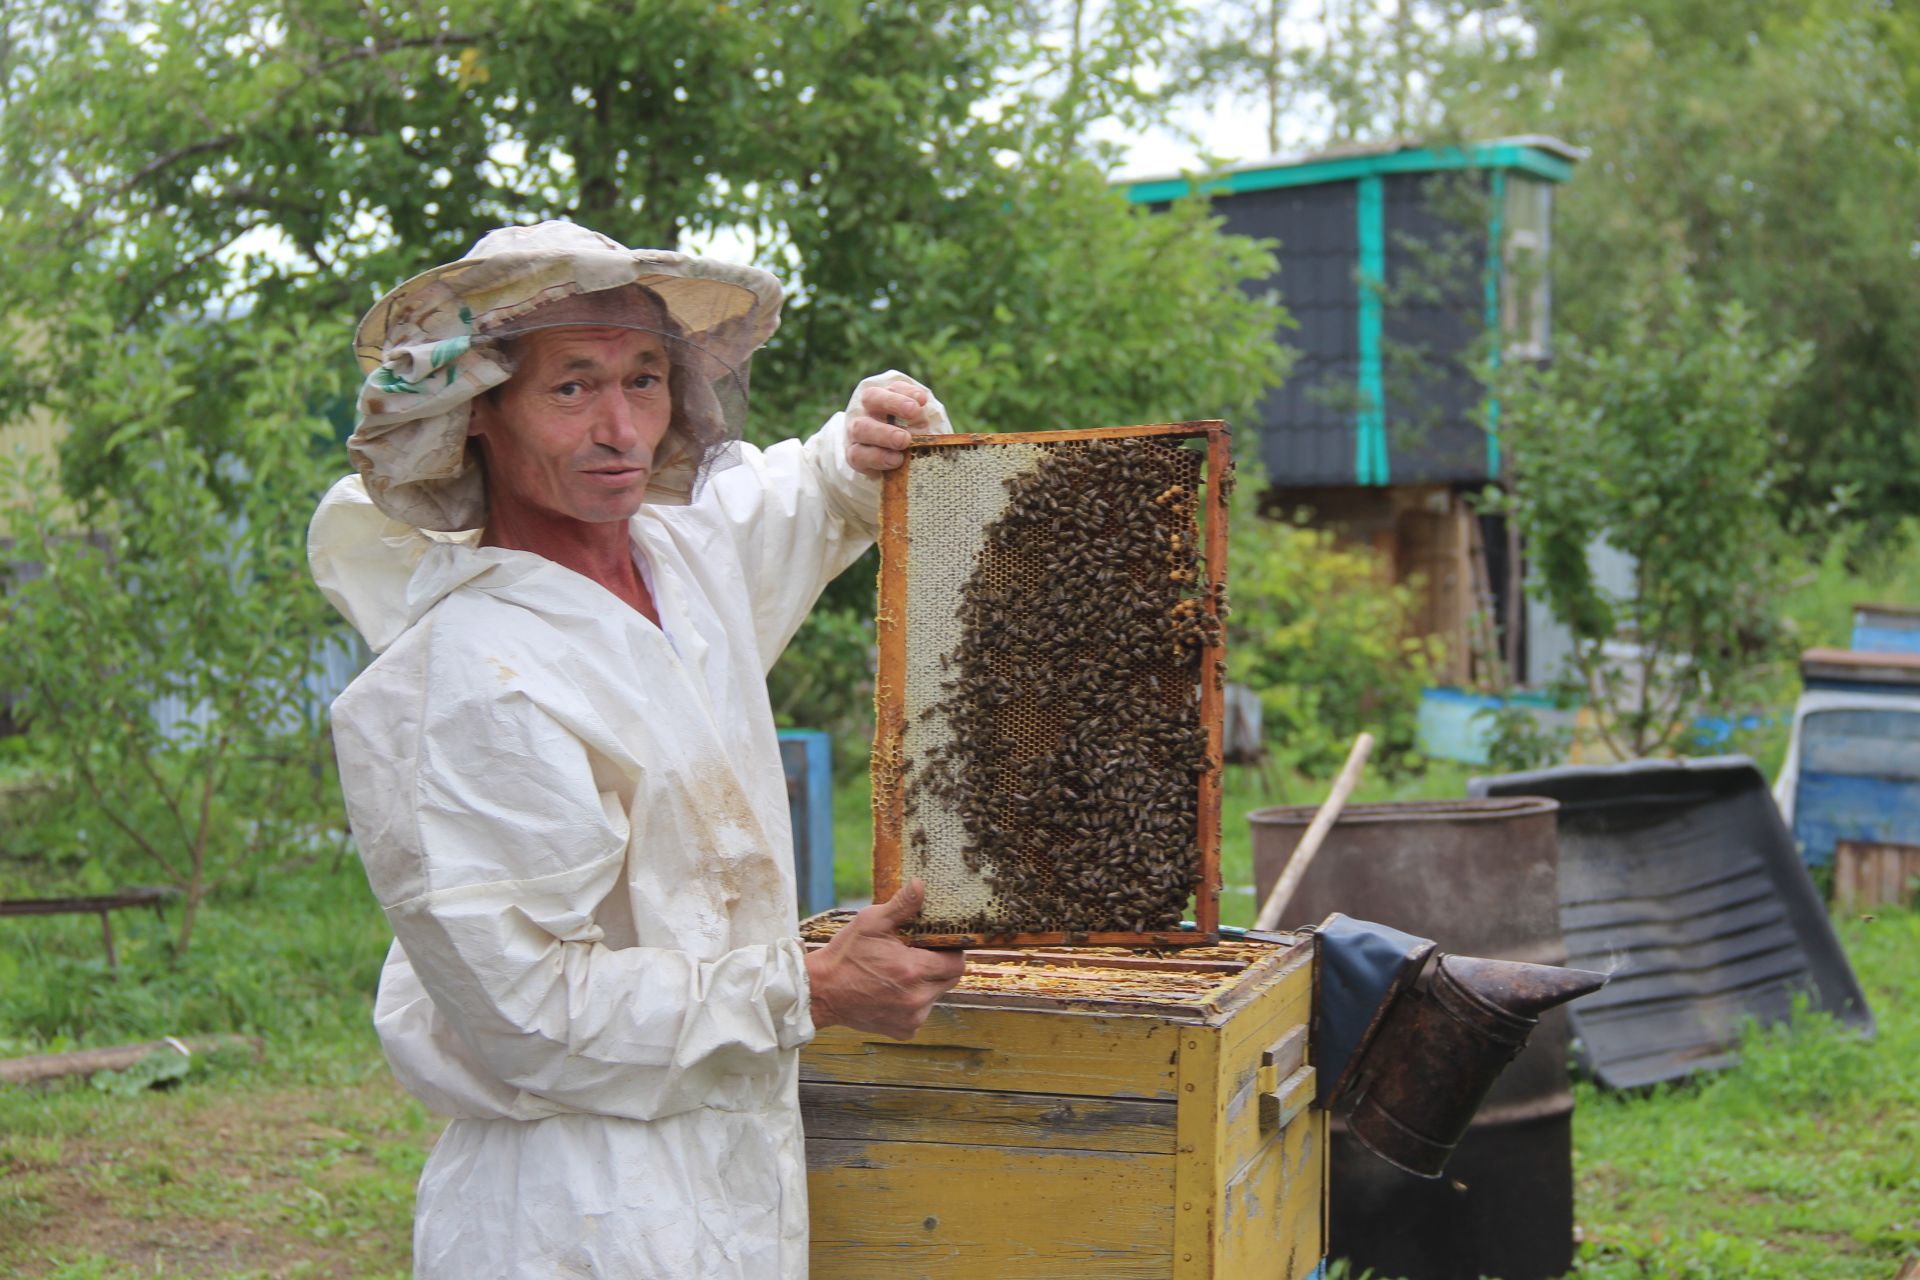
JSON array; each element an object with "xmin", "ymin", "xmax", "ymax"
[{"xmin": 1, "ymin": 1073, "xmax": 433, "ymax": 1279}]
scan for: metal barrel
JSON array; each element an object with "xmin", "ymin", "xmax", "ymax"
[{"xmin": 1250, "ymin": 797, "xmax": 1577, "ymax": 1280}]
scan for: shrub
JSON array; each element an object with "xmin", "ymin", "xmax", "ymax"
[
  {"xmin": 1225, "ymin": 468, "xmax": 1439, "ymax": 776},
  {"xmin": 1493, "ymin": 279, "xmax": 1811, "ymax": 759},
  {"xmin": 0, "ymin": 314, "xmax": 352, "ymax": 954}
]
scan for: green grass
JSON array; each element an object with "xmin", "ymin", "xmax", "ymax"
[
  {"xmin": 0, "ymin": 855, "xmax": 426, "ymax": 1278},
  {"xmin": 3, "ymin": 767, "xmax": 1916, "ymax": 1277},
  {"xmin": 1567, "ymin": 908, "xmax": 1920, "ymax": 1280},
  {"xmin": 0, "ymin": 1062, "xmax": 428, "ymax": 1278}
]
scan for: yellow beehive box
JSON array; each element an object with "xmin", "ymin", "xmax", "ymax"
[{"xmin": 799, "ymin": 923, "xmax": 1325, "ymax": 1279}]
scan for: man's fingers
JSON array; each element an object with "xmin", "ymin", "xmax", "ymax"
[
  {"xmin": 869, "ymin": 878, "xmax": 927, "ymax": 930},
  {"xmin": 848, "ymin": 443, "xmax": 906, "ymax": 476},
  {"xmin": 860, "ymin": 383, "xmax": 928, "ymax": 427},
  {"xmin": 918, "ymin": 950, "xmax": 967, "ymax": 985},
  {"xmin": 848, "ymin": 415, "xmax": 912, "ymax": 451}
]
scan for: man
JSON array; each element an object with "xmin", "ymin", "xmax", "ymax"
[{"xmin": 310, "ymin": 221, "xmax": 965, "ymax": 1278}]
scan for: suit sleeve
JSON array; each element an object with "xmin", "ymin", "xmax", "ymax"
[
  {"xmin": 335, "ymin": 666, "xmax": 814, "ymax": 1123},
  {"xmin": 698, "ymin": 372, "xmax": 952, "ymax": 669}
]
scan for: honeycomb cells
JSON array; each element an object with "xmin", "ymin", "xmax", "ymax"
[{"xmin": 898, "ymin": 437, "xmax": 1219, "ymax": 938}]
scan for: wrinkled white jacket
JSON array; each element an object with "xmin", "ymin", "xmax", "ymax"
[{"xmin": 312, "ymin": 391, "xmax": 929, "ymax": 1279}]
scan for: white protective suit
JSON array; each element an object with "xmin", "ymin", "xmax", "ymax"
[{"xmin": 313, "ymin": 380, "xmax": 944, "ymax": 1279}]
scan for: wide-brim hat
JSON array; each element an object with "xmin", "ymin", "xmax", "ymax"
[{"xmin": 347, "ymin": 220, "xmax": 783, "ymax": 530}]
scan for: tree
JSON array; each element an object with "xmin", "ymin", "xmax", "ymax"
[
  {"xmin": 1162, "ymin": 0, "xmax": 1467, "ymax": 154},
  {"xmin": 1165, "ymin": 0, "xmax": 1920, "ymax": 545},
  {"xmin": 1225, "ymin": 467, "xmax": 1440, "ymax": 776},
  {"xmin": 1, "ymin": 1, "xmax": 1287, "ymax": 450},
  {"xmin": 1494, "ymin": 279, "xmax": 1811, "ymax": 758},
  {"xmin": 1435, "ymin": 0, "xmax": 1920, "ymax": 547},
  {"xmin": 0, "ymin": 1, "xmax": 1292, "ymax": 896},
  {"xmin": 0, "ymin": 314, "xmax": 353, "ymax": 953}
]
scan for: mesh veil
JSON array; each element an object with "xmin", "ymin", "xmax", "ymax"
[{"xmin": 347, "ymin": 223, "xmax": 780, "ymax": 531}]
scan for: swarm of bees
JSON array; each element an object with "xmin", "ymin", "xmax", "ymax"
[{"xmin": 903, "ymin": 438, "xmax": 1223, "ymax": 937}]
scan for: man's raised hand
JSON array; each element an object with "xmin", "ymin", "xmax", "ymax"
[{"xmin": 845, "ymin": 377, "xmax": 932, "ymax": 478}]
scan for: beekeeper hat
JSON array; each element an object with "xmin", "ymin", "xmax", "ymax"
[{"xmin": 348, "ymin": 220, "xmax": 783, "ymax": 530}]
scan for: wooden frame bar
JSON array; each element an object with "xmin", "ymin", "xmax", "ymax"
[{"xmin": 870, "ymin": 421, "xmax": 1231, "ymax": 949}]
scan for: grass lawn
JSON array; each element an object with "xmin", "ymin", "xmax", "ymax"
[
  {"xmin": 2, "ymin": 764, "xmax": 1915, "ymax": 1278},
  {"xmin": 1567, "ymin": 908, "xmax": 1919, "ymax": 1279}
]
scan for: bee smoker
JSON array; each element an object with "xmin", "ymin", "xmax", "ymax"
[{"xmin": 1310, "ymin": 913, "xmax": 1608, "ymax": 1179}]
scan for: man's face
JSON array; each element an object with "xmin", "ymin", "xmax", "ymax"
[{"xmin": 468, "ymin": 326, "xmax": 674, "ymax": 526}]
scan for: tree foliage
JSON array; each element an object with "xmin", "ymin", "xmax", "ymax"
[
  {"xmin": 1494, "ymin": 280, "xmax": 1811, "ymax": 758},
  {"xmin": 1224, "ymin": 468, "xmax": 1440, "ymax": 775},
  {"xmin": 0, "ymin": 315, "xmax": 353, "ymax": 952},
  {"xmin": 1164, "ymin": 0, "xmax": 1920, "ymax": 544},
  {"xmin": 0, "ymin": 0, "xmax": 1293, "ymax": 919},
  {"xmin": 1440, "ymin": 0, "xmax": 1920, "ymax": 544},
  {"xmin": 0, "ymin": 1, "xmax": 1288, "ymax": 457}
]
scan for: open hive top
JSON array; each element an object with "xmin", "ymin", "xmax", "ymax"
[
  {"xmin": 871, "ymin": 423, "xmax": 1231, "ymax": 948},
  {"xmin": 801, "ymin": 911, "xmax": 1307, "ymax": 1017}
]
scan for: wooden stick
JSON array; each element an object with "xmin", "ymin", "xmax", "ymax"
[
  {"xmin": 0, "ymin": 1034, "xmax": 262, "ymax": 1086},
  {"xmin": 1253, "ymin": 732, "xmax": 1374, "ymax": 931}
]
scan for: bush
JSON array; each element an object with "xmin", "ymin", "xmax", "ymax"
[
  {"xmin": 1494, "ymin": 279, "xmax": 1811, "ymax": 759},
  {"xmin": 1225, "ymin": 469, "xmax": 1439, "ymax": 776},
  {"xmin": 0, "ymin": 314, "xmax": 352, "ymax": 954},
  {"xmin": 768, "ymin": 593, "xmax": 877, "ymax": 781}
]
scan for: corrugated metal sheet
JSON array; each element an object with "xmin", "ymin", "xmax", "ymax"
[
  {"xmin": 1197, "ymin": 170, "xmax": 1505, "ymax": 488},
  {"xmin": 1469, "ymin": 757, "xmax": 1874, "ymax": 1090}
]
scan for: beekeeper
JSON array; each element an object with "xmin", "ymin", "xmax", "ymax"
[{"xmin": 309, "ymin": 220, "xmax": 966, "ymax": 1279}]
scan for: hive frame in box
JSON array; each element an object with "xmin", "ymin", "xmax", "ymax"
[{"xmin": 871, "ymin": 421, "xmax": 1231, "ymax": 949}]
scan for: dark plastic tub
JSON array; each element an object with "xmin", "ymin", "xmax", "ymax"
[{"xmin": 1469, "ymin": 756, "xmax": 1874, "ymax": 1090}]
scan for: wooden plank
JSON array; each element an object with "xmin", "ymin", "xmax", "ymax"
[
  {"xmin": 1217, "ymin": 1105, "xmax": 1327, "ymax": 1280},
  {"xmin": 1800, "ymin": 646, "xmax": 1920, "ymax": 689},
  {"xmin": 1833, "ymin": 839, "xmax": 1920, "ymax": 911},
  {"xmin": 800, "ymin": 1081, "xmax": 1175, "ymax": 1154},
  {"xmin": 807, "ymin": 1139, "xmax": 1174, "ymax": 1278},
  {"xmin": 1214, "ymin": 950, "xmax": 1317, "ymax": 1181},
  {"xmin": 1196, "ymin": 424, "xmax": 1231, "ymax": 939},
  {"xmin": 800, "ymin": 1005, "xmax": 1183, "ymax": 1100},
  {"xmin": 0, "ymin": 887, "xmax": 176, "ymax": 917},
  {"xmin": 907, "ymin": 929, "xmax": 1219, "ymax": 950},
  {"xmin": 957, "ymin": 949, "xmax": 1245, "ymax": 974},
  {"xmin": 0, "ymin": 1035, "xmax": 262, "ymax": 1085},
  {"xmin": 871, "ymin": 463, "xmax": 912, "ymax": 906},
  {"xmin": 1172, "ymin": 1021, "xmax": 1223, "ymax": 1278}
]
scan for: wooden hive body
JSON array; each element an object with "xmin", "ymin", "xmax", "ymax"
[{"xmin": 800, "ymin": 926, "xmax": 1325, "ymax": 1278}]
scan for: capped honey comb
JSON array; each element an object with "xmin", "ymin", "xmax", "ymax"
[{"xmin": 871, "ymin": 422, "xmax": 1231, "ymax": 948}]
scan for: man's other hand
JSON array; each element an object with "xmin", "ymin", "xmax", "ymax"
[
  {"xmin": 846, "ymin": 377, "xmax": 933, "ymax": 478},
  {"xmin": 805, "ymin": 880, "xmax": 966, "ymax": 1039}
]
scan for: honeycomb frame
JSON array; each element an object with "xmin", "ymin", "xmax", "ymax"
[{"xmin": 871, "ymin": 421, "xmax": 1230, "ymax": 949}]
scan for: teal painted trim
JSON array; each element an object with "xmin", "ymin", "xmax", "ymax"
[
  {"xmin": 1356, "ymin": 174, "xmax": 1388, "ymax": 486},
  {"xmin": 1124, "ymin": 142, "xmax": 1575, "ymax": 205},
  {"xmin": 1484, "ymin": 168, "xmax": 1505, "ymax": 478}
]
